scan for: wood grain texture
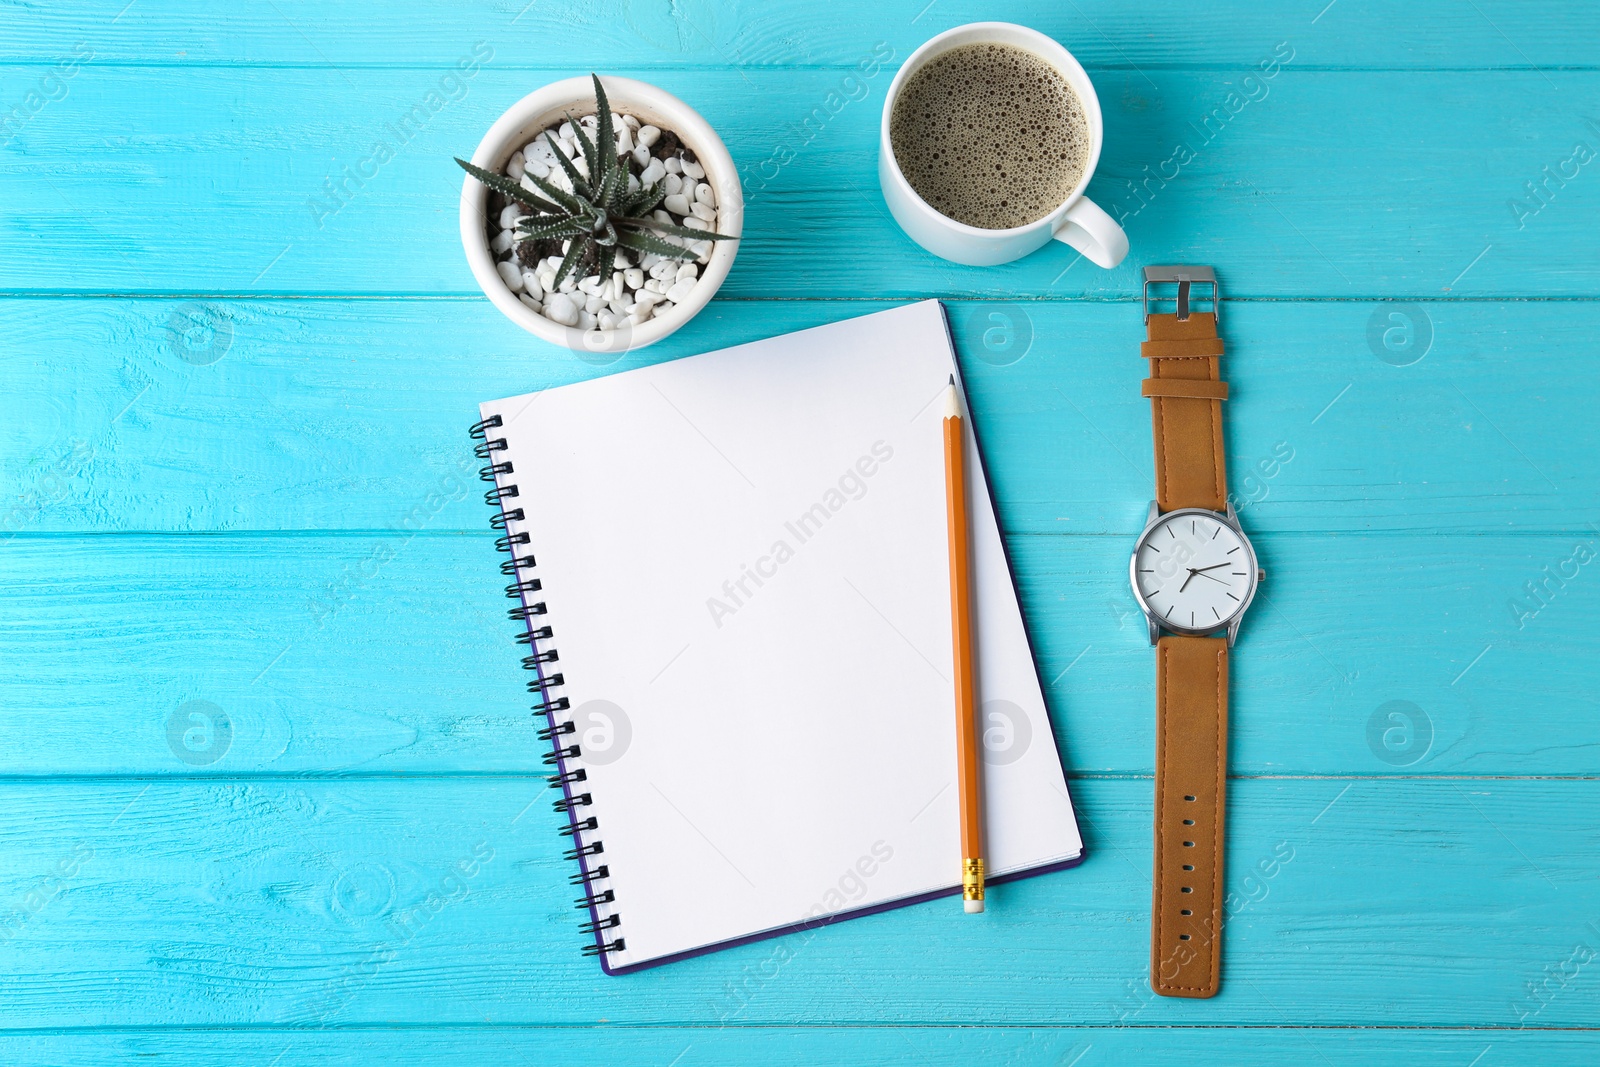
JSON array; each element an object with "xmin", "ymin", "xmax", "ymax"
[
  {"xmin": 4, "ymin": 0, "xmax": 1598, "ymax": 69},
  {"xmin": 0, "ymin": 777, "xmax": 1595, "ymax": 1028},
  {"xmin": 0, "ymin": 298, "xmax": 1590, "ymax": 534},
  {"xmin": 1, "ymin": 0, "xmax": 1595, "ymax": 1059},
  {"xmin": 3, "ymin": 1028, "xmax": 1594, "ymax": 1067},
  {"xmin": 1, "ymin": 67, "xmax": 1598, "ymax": 297}
]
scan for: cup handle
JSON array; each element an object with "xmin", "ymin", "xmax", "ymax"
[{"xmin": 1052, "ymin": 197, "xmax": 1129, "ymax": 269}]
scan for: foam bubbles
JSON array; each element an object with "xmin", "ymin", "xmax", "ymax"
[{"xmin": 890, "ymin": 43, "xmax": 1089, "ymax": 230}]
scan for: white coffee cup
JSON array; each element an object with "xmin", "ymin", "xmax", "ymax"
[{"xmin": 878, "ymin": 22, "xmax": 1128, "ymax": 269}]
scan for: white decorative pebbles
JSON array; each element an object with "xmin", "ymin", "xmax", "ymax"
[{"xmin": 487, "ymin": 110, "xmax": 719, "ymax": 337}]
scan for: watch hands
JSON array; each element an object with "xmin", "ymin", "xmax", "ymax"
[{"xmin": 1180, "ymin": 561, "xmax": 1232, "ymax": 592}]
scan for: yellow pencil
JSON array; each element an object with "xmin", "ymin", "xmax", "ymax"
[{"xmin": 943, "ymin": 375, "xmax": 985, "ymax": 913}]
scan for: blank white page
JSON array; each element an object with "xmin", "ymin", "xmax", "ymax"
[{"xmin": 482, "ymin": 300, "xmax": 1081, "ymax": 972}]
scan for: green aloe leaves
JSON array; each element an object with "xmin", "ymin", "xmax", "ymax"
[{"xmin": 457, "ymin": 74, "xmax": 732, "ymax": 292}]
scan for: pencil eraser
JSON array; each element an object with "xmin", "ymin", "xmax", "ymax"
[{"xmin": 964, "ymin": 899, "xmax": 984, "ymax": 914}]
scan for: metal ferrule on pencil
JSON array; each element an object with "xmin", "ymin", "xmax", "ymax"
[{"xmin": 962, "ymin": 858, "xmax": 986, "ymax": 903}]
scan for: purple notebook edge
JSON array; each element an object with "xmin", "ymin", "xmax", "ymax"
[{"xmin": 599, "ymin": 851, "xmax": 1089, "ymax": 976}]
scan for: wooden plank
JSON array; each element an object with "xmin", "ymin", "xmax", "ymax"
[
  {"xmin": 0, "ymin": 777, "xmax": 1594, "ymax": 1027},
  {"xmin": 3, "ymin": 0, "xmax": 1596, "ymax": 69},
  {"xmin": 0, "ymin": 298, "xmax": 1590, "ymax": 535},
  {"xmin": 1, "ymin": 68, "xmax": 1597, "ymax": 297},
  {"xmin": 2, "ymin": 2, "xmax": 1593, "ymax": 1046},
  {"xmin": 0, "ymin": 532, "xmax": 1593, "ymax": 777},
  {"xmin": 0, "ymin": 1026, "xmax": 1591, "ymax": 1066}
]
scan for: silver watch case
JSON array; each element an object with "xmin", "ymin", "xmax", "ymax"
[{"xmin": 1129, "ymin": 501, "xmax": 1262, "ymax": 647}]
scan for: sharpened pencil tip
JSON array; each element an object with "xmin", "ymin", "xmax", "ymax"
[{"xmin": 943, "ymin": 380, "xmax": 960, "ymax": 419}]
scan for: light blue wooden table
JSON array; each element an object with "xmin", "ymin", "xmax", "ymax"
[{"xmin": 2, "ymin": 1, "xmax": 1597, "ymax": 1062}]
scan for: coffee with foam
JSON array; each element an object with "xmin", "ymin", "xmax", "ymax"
[{"xmin": 889, "ymin": 43, "xmax": 1090, "ymax": 230}]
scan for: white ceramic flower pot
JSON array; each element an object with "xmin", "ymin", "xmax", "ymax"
[{"xmin": 459, "ymin": 75, "xmax": 743, "ymax": 357}]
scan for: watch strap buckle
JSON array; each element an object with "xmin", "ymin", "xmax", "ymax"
[{"xmin": 1144, "ymin": 266, "xmax": 1220, "ymax": 325}]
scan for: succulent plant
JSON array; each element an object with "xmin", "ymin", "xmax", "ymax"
[{"xmin": 457, "ymin": 74, "xmax": 732, "ymax": 293}]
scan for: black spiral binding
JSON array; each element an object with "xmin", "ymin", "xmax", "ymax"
[{"xmin": 470, "ymin": 414, "xmax": 625, "ymax": 962}]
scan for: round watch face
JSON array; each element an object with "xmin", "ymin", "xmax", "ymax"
[{"xmin": 1130, "ymin": 508, "xmax": 1258, "ymax": 636}]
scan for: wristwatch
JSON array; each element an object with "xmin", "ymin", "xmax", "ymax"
[{"xmin": 1129, "ymin": 266, "xmax": 1262, "ymax": 999}]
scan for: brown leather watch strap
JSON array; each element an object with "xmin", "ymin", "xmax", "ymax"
[
  {"xmin": 1142, "ymin": 378, "xmax": 1229, "ymax": 401},
  {"xmin": 1142, "ymin": 270, "xmax": 1233, "ymax": 999},
  {"xmin": 1151, "ymin": 635, "xmax": 1229, "ymax": 998},
  {"xmin": 1145, "ymin": 311, "xmax": 1228, "ymax": 512}
]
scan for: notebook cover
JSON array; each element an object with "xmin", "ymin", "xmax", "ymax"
[{"xmin": 476, "ymin": 300, "xmax": 1085, "ymax": 974}]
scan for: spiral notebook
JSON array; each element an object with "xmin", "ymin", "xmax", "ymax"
[{"xmin": 473, "ymin": 300, "xmax": 1083, "ymax": 974}]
